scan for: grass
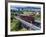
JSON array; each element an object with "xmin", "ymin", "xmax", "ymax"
[
  {"xmin": 20, "ymin": 28, "xmax": 28, "ymax": 31},
  {"xmin": 11, "ymin": 16, "xmax": 27, "ymax": 31},
  {"xmin": 10, "ymin": 11, "xmax": 41, "ymax": 31}
]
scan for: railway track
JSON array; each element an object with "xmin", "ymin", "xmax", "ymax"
[{"xmin": 14, "ymin": 16, "xmax": 41, "ymax": 30}]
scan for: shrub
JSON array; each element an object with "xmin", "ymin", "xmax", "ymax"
[{"xmin": 11, "ymin": 19, "xmax": 22, "ymax": 31}]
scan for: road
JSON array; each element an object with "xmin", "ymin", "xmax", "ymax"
[{"xmin": 14, "ymin": 16, "xmax": 41, "ymax": 30}]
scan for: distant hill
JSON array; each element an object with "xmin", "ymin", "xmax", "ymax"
[{"xmin": 11, "ymin": 6, "xmax": 41, "ymax": 12}]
